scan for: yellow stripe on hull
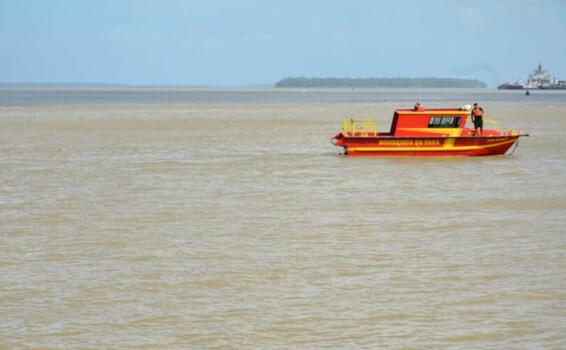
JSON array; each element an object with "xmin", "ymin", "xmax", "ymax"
[
  {"xmin": 348, "ymin": 139, "xmax": 517, "ymax": 152},
  {"xmin": 443, "ymin": 137, "xmax": 456, "ymax": 148}
]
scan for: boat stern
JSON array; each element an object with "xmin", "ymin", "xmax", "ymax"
[{"xmin": 330, "ymin": 132, "xmax": 345, "ymax": 146}]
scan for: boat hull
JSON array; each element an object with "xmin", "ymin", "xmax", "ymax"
[
  {"xmin": 332, "ymin": 134, "xmax": 525, "ymax": 156},
  {"xmin": 497, "ymin": 84, "xmax": 524, "ymax": 90}
]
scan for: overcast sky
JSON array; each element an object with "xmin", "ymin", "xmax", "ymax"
[{"xmin": 1, "ymin": 0, "xmax": 565, "ymax": 86}]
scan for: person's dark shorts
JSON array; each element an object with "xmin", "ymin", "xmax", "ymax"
[{"xmin": 474, "ymin": 117, "xmax": 483, "ymax": 128}]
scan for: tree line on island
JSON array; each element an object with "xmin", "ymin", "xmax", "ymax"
[{"xmin": 275, "ymin": 77, "xmax": 486, "ymax": 88}]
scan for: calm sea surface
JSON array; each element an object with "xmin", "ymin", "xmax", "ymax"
[{"xmin": 1, "ymin": 88, "xmax": 565, "ymax": 349}]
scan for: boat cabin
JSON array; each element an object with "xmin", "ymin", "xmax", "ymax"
[
  {"xmin": 389, "ymin": 107, "xmax": 473, "ymax": 137},
  {"xmin": 341, "ymin": 107, "xmax": 488, "ymax": 138}
]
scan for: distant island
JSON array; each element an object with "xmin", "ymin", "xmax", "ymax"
[{"xmin": 275, "ymin": 77, "xmax": 486, "ymax": 88}]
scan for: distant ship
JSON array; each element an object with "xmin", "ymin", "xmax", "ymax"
[
  {"xmin": 497, "ymin": 80, "xmax": 525, "ymax": 90},
  {"xmin": 539, "ymin": 81, "xmax": 566, "ymax": 90},
  {"xmin": 498, "ymin": 64, "xmax": 566, "ymax": 90}
]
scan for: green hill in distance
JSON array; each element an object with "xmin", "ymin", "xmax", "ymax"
[{"xmin": 275, "ymin": 77, "xmax": 486, "ymax": 88}]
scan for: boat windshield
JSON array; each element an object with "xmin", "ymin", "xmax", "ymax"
[{"xmin": 428, "ymin": 116, "xmax": 461, "ymax": 128}]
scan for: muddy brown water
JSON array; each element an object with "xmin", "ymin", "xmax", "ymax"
[{"xmin": 1, "ymin": 88, "xmax": 565, "ymax": 348}]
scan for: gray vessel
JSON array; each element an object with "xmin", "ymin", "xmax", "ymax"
[{"xmin": 498, "ymin": 64, "xmax": 566, "ymax": 90}]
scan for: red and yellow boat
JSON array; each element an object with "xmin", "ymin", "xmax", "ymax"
[{"xmin": 331, "ymin": 105, "xmax": 529, "ymax": 156}]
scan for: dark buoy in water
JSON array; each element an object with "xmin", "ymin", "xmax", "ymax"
[{"xmin": 525, "ymin": 89, "xmax": 531, "ymax": 96}]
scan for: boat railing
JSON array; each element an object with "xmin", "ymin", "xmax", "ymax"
[
  {"xmin": 483, "ymin": 119, "xmax": 524, "ymax": 136},
  {"xmin": 483, "ymin": 118, "xmax": 500, "ymax": 130},
  {"xmin": 342, "ymin": 118, "xmax": 379, "ymax": 137}
]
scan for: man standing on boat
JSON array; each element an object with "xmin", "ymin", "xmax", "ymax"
[{"xmin": 471, "ymin": 103, "xmax": 484, "ymax": 136}]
